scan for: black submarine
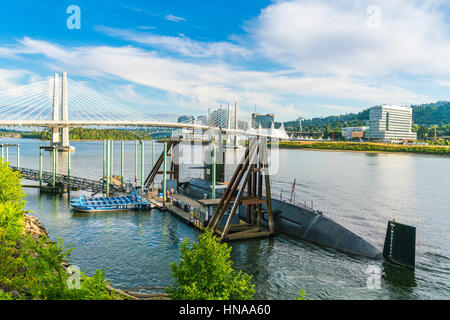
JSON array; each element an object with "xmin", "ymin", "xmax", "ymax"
[
  {"xmin": 180, "ymin": 178, "xmax": 381, "ymax": 258},
  {"xmin": 148, "ymin": 137, "xmax": 416, "ymax": 270},
  {"xmin": 180, "ymin": 178, "xmax": 416, "ymax": 269}
]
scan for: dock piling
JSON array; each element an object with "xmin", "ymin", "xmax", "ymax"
[
  {"xmin": 16, "ymin": 144, "xmax": 20, "ymax": 168},
  {"xmin": 106, "ymin": 140, "xmax": 111, "ymax": 196},
  {"xmin": 121, "ymin": 140, "xmax": 124, "ymax": 188},
  {"xmin": 135, "ymin": 140, "xmax": 138, "ymax": 183},
  {"xmin": 103, "ymin": 140, "xmax": 106, "ymax": 178},
  {"xmin": 212, "ymin": 144, "xmax": 216, "ymax": 199},
  {"xmin": 152, "ymin": 140, "xmax": 155, "ymax": 167},
  {"xmin": 110, "ymin": 140, "xmax": 114, "ymax": 179},
  {"xmin": 140, "ymin": 140, "xmax": 144, "ymax": 187},
  {"xmin": 163, "ymin": 142, "xmax": 167, "ymax": 206},
  {"xmin": 67, "ymin": 146, "xmax": 71, "ymax": 181},
  {"xmin": 52, "ymin": 147, "xmax": 56, "ymax": 188},
  {"xmin": 39, "ymin": 148, "xmax": 43, "ymax": 187}
]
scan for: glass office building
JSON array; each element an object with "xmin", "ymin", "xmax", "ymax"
[
  {"xmin": 365, "ymin": 105, "xmax": 417, "ymax": 142},
  {"xmin": 252, "ymin": 113, "xmax": 275, "ymax": 129}
]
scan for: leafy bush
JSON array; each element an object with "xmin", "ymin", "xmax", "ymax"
[
  {"xmin": 0, "ymin": 161, "xmax": 119, "ymax": 300},
  {"xmin": 167, "ymin": 229, "xmax": 255, "ymax": 300},
  {"xmin": 296, "ymin": 289, "xmax": 309, "ymax": 300}
]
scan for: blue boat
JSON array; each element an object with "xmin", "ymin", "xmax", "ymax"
[{"xmin": 70, "ymin": 192, "xmax": 153, "ymax": 212}]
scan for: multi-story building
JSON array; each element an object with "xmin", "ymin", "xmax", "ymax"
[
  {"xmin": 365, "ymin": 105, "xmax": 417, "ymax": 142},
  {"xmin": 252, "ymin": 113, "xmax": 275, "ymax": 129}
]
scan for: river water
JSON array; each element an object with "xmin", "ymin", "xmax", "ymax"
[{"xmin": 2, "ymin": 137, "xmax": 449, "ymax": 300}]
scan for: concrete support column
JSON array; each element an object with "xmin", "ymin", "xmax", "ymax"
[
  {"xmin": 61, "ymin": 72, "xmax": 70, "ymax": 148},
  {"xmin": 51, "ymin": 73, "xmax": 60, "ymax": 146}
]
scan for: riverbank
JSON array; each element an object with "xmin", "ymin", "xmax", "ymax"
[
  {"xmin": 0, "ymin": 161, "xmax": 124, "ymax": 300},
  {"xmin": 277, "ymin": 141, "xmax": 450, "ymax": 155}
]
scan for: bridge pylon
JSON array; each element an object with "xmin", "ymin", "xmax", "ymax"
[
  {"xmin": 52, "ymin": 72, "xmax": 74, "ymax": 152},
  {"xmin": 51, "ymin": 73, "xmax": 60, "ymax": 147}
]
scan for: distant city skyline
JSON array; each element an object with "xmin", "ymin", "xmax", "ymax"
[{"xmin": 1, "ymin": 1, "xmax": 450, "ymax": 121}]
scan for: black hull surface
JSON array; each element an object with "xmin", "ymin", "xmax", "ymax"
[{"xmin": 180, "ymin": 178, "xmax": 381, "ymax": 259}]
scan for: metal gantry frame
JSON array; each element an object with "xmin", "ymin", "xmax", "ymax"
[
  {"xmin": 207, "ymin": 137, "xmax": 274, "ymax": 241},
  {"xmin": 143, "ymin": 138, "xmax": 181, "ymax": 203}
]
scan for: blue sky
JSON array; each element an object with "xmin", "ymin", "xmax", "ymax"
[{"xmin": 0, "ymin": 0, "xmax": 449, "ymax": 121}]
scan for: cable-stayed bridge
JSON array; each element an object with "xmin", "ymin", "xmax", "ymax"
[{"xmin": 0, "ymin": 72, "xmax": 290, "ymax": 150}]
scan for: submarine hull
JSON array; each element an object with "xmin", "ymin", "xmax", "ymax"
[{"xmin": 181, "ymin": 178, "xmax": 381, "ymax": 259}]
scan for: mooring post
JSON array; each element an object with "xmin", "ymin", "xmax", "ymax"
[
  {"xmin": 140, "ymin": 140, "xmax": 144, "ymax": 187},
  {"xmin": 134, "ymin": 140, "xmax": 138, "ymax": 183},
  {"xmin": 152, "ymin": 140, "xmax": 155, "ymax": 167},
  {"xmin": 120, "ymin": 140, "xmax": 124, "ymax": 188},
  {"xmin": 39, "ymin": 148, "xmax": 43, "ymax": 188},
  {"xmin": 106, "ymin": 140, "xmax": 110, "ymax": 196},
  {"xmin": 16, "ymin": 145, "xmax": 20, "ymax": 168},
  {"xmin": 103, "ymin": 140, "xmax": 106, "ymax": 178},
  {"xmin": 55, "ymin": 146, "xmax": 58, "ymax": 175},
  {"xmin": 110, "ymin": 140, "xmax": 114, "ymax": 179},
  {"xmin": 212, "ymin": 144, "xmax": 216, "ymax": 199},
  {"xmin": 163, "ymin": 142, "xmax": 167, "ymax": 206},
  {"xmin": 0, "ymin": 145, "xmax": 3, "ymax": 161},
  {"xmin": 67, "ymin": 147, "xmax": 71, "ymax": 181},
  {"xmin": 5, "ymin": 146, "xmax": 8, "ymax": 163},
  {"xmin": 52, "ymin": 147, "xmax": 56, "ymax": 188}
]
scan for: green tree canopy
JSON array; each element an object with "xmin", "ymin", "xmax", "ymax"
[{"xmin": 167, "ymin": 229, "xmax": 255, "ymax": 300}]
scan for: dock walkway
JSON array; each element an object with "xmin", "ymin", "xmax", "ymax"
[{"xmin": 10, "ymin": 166, "xmax": 126, "ymax": 194}]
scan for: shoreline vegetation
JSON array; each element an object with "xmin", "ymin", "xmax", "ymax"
[
  {"xmin": 277, "ymin": 141, "xmax": 450, "ymax": 155},
  {"xmin": 0, "ymin": 161, "xmax": 257, "ymax": 300},
  {"xmin": 0, "ymin": 128, "xmax": 154, "ymax": 141},
  {"xmin": 0, "ymin": 161, "xmax": 123, "ymax": 300},
  {"xmin": 3, "ymin": 129, "xmax": 449, "ymax": 155}
]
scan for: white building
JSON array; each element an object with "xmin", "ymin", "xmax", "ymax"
[{"xmin": 365, "ymin": 105, "xmax": 417, "ymax": 142}]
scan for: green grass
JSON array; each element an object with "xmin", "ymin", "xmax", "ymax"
[{"xmin": 277, "ymin": 141, "xmax": 450, "ymax": 155}]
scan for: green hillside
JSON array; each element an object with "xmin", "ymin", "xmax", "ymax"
[
  {"xmin": 284, "ymin": 101, "xmax": 450, "ymax": 131},
  {"xmin": 411, "ymin": 101, "xmax": 450, "ymax": 126}
]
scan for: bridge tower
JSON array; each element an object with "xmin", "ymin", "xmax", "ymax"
[
  {"xmin": 60, "ymin": 72, "xmax": 71, "ymax": 150},
  {"xmin": 51, "ymin": 73, "xmax": 60, "ymax": 146},
  {"xmin": 51, "ymin": 72, "xmax": 74, "ymax": 152}
]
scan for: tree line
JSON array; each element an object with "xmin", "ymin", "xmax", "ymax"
[{"xmin": 283, "ymin": 101, "xmax": 450, "ymax": 139}]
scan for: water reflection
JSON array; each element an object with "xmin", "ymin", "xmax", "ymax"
[{"xmin": 7, "ymin": 138, "xmax": 450, "ymax": 299}]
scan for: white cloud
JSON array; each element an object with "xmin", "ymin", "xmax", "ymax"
[
  {"xmin": 165, "ymin": 14, "xmax": 186, "ymax": 22},
  {"xmin": 97, "ymin": 26, "xmax": 251, "ymax": 58},
  {"xmin": 5, "ymin": 36, "xmax": 429, "ymax": 121},
  {"xmin": 0, "ymin": 68, "xmax": 39, "ymax": 90},
  {"xmin": 137, "ymin": 26, "xmax": 156, "ymax": 30},
  {"xmin": 246, "ymin": 0, "xmax": 450, "ymax": 77}
]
